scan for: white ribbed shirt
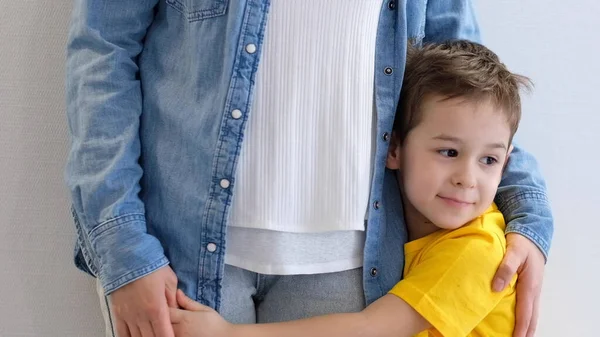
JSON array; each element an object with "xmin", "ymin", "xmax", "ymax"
[{"xmin": 225, "ymin": 0, "xmax": 383, "ymax": 275}]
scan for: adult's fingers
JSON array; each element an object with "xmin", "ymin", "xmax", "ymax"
[
  {"xmin": 138, "ymin": 320, "xmax": 155, "ymax": 337},
  {"xmin": 150, "ymin": 304, "xmax": 175, "ymax": 337},
  {"xmin": 526, "ymin": 293, "xmax": 540, "ymax": 337},
  {"xmin": 128, "ymin": 323, "xmax": 142, "ymax": 337},
  {"xmin": 493, "ymin": 249, "xmax": 521, "ymax": 292},
  {"xmin": 115, "ymin": 319, "xmax": 132, "ymax": 337},
  {"xmin": 165, "ymin": 284, "xmax": 178, "ymax": 308},
  {"xmin": 513, "ymin": 278, "xmax": 534, "ymax": 337}
]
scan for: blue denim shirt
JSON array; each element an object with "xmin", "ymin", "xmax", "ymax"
[{"xmin": 65, "ymin": 0, "xmax": 553, "ymax": 308}]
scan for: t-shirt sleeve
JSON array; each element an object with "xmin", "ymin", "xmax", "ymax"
[{"xmin": 389, "ymin": 227, "xmax": 513, "ymax": 337}]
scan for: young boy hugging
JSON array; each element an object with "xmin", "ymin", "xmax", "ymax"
[{"xmin": 168, "ymin": 40, "xmax": 532, "ymax": 337}]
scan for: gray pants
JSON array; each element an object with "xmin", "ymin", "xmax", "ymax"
[
  {"xmin": 220, "ymin": 265, "xmax": 365, "ymax": 324},
  {"xmin": 97, "ymin": 265, "xmax": 365, "ymax": 336}
]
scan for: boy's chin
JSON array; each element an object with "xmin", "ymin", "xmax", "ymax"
[{"xmin": 432, "ymin": 216, "xmax": 474, "ymax": 230}]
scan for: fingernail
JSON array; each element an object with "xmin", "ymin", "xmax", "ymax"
[{"xmin": 493, "ymin": 279, "xmax": 505, "ymax": 292}]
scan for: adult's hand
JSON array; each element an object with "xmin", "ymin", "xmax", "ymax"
[
  {"xmin": 492, "ymin": 233, "xmax": 545, "ymax": 337},
  {"xmin": 109, "ymin": 265, "xmax": 178, "ymax": 337}
]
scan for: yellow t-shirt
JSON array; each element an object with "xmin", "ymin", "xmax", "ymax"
[{"xmin": 389, "ymin": 204, "xmax": 516, "ymax": 337}]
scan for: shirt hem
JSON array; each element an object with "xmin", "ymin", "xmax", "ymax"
[{"xmin": 224, "ymin": 256, "xmax": 364, "ymax": 275}]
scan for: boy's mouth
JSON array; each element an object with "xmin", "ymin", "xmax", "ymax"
[{"xmin": 437, "ymin": 195, "xmax": 474, "ymax": 207}]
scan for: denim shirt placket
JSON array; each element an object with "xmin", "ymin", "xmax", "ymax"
[{"xmin": 197, "ymin": 0, "xmax": 270, "ymax": 309}]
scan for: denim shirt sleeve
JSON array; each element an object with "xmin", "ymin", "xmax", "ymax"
[
  {"xmin": 495, "ymin": 145, "xmax": 553, "ymax": 260},
  {"xmin": 422, "ymin": 0, "xmax": 481, "ymax": 44},
  {"xmin": 422, "ymin": 0, "xmax": 554, "ymax": 259},
  {"xmin": 65, "ymin": 0, "xmax": 169, "ymax": 295}
]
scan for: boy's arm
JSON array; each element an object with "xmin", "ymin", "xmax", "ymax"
[
  {"xmin": 171, "ymin": 291, "xmax": 428, "ymax": 337},
  {"xmin": 234, "ymin": 295, "xmax": 428, "ymax": 337},
  {"xmin": 173, "ymin": 225, "xmax": 507, "ymax": 337}
]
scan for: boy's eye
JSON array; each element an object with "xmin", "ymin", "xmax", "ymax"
[
  {"xmin": 480, "ymin": 156, "xmax": 498, "ymax": 165},
  {"xmin": 438, "ymin": 149, "xmax": 459, "ymax": 157}
]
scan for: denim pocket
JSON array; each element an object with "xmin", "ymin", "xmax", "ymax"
[{"xmin": 166, "ymin": 0, "xmax": 229, "ymax": 22}]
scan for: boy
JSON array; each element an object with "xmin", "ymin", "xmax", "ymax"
[{"xmin": 167, "ymin": 40, "xmax": 531, "ymax": 337}]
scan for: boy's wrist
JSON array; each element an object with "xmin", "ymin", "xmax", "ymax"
[{"xmin": 229, "ymin": 323, "xmax": 250, "ymax": 337}]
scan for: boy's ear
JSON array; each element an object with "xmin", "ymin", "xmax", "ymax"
[{"xmin": 386, "ymin": 133, "xmax": 402, "ymax": 170}]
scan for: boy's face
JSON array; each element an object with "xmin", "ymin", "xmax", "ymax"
[{"xmin": 388, "ymin": 94, "xmax": 513, "ymax": 230}]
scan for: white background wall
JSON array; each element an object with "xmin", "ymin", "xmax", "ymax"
[{"xmin": 1, "ymin": 1, "xmax": 598, "ymax": 336}]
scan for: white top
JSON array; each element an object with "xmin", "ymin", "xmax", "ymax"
[
  {"xmin": 225, "ymin": 227, "xmax": 366, "ymax": 275},
  {"xmin": 225, "ymin": 0, "xmax": 382, "ymax": 275}
]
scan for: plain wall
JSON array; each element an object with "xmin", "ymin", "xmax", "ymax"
[{"xmin": 1, "ymin": 1, "xmax": 598, "ymax": 335}]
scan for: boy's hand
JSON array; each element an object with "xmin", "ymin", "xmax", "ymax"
[
  {"xmin": 492, "ymin": 233, "xmax": 545, "ymax": 337},
  {"xmin": 109, "ymin": 265, "xmax": 179, "ymax": 337},
  {"xmin": 170, "ymin": 289, "xmax": 233, "ymax": 337}
]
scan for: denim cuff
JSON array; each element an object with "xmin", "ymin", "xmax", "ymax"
[
  {"xmin": 497, "ymin": 191, "xmax": 554, "ymax": 261},
  {"xmin": 505, "ymin": 225, "xmax": 551, "ymax": 262},
  {"xmin": 88, "ymin": 214, "xmax": 169, "ymax": 295}
]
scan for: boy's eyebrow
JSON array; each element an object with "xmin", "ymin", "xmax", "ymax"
[
  {"xmin": 432, "ymin": 134, "xmax": 462, "ymax": 143},
  {"xmin": 432, "ymin": 134, "xmax": 507, "ymax": 150},
  {"xmin": 486, "ymin": 142, "xmax": 507, "ymax": 150}
]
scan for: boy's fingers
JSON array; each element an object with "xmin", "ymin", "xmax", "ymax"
[
  {"xmin": 169, "ymin": 308, "xmax": 184, "ymax": 324},
  {"xmin": 176, "ymin": 289, "xmax": 207, "ymax": 311}
]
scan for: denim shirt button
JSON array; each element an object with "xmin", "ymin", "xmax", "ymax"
[
  {"xmin": 382, "ymin": 132, "xmax": 390, "ymax": 141},
  {"xmin": 206, "ymin": 243, "xmax": 217, "ymax": 253},
  {"xmin": 384, "ymin": 67, "xmax": 393, "ymax": 75},
  {"xmin": 388, "ymin": 1, "xmax": 396, "ymax": 10},
  {"xmin": 220, "ymin": 179, "xmax": 230, "ymax": 189},
  {"xmin": 370, "ymin": 267, "xmax": 378, "ymax": 277},
  {"xmin": 373, "ymin": 201, "xmax": 380, "ymax": 210},
  {"xmin": 231, "ymin": 109, "xmax": 243, "ymax": 119},
  {"xmin": 245, "ymin": 43, "xmax": 257, "ymax": 54}
]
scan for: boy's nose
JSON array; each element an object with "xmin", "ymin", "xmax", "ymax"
[{"xmin": 451, "ymin": 162, "xmax": 477, "ymax": 188}]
